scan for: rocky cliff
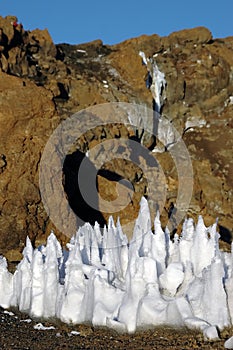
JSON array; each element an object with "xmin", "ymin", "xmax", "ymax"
[{"xmin": 0, "ymin": 15, "xmax": 232, "ymax": 260}]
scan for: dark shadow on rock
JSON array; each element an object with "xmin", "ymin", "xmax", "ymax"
[
  {"xmin": 57, "ymin": 82, "xmax": 69, "ymax": 100},
  {"xmin": 219, "ymin": 225, "xmax": 232, "ymax": 244},
  {"xmin": 63, "ymin": 149, "xmax": 106, "ymax": 228}
]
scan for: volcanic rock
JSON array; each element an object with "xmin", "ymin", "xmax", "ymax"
[{"xmin": 0, "ymin": 15, "xmax": 232, "ymax": 257}]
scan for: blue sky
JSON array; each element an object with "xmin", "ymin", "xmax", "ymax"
[{"xmin": 1, "ymin": 0, "xmax": 232, "ymax": 45}]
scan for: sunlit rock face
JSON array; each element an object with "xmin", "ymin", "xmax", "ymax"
[{"xmin": 0, "ymin": 15, "xmax": 232, "ymax": 257}]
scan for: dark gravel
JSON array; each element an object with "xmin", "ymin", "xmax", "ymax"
[{"xmin": 0, "ymin": 307, "xmax": 231, "ymax": 349}]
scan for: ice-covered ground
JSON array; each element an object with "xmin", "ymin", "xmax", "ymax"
[{"xmin": 0, "ymin": 198, "xmax": 232, "ymax": 346}]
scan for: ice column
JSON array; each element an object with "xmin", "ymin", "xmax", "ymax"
[
  {"xmin": 43, "ymin": 232, "xmax": 63, "ymax": 318},
  {"xmin": 58, "ymin": 233, "xmax": 86, "ymax": 324},
  {"xmin": 11, "ymin": 236, "xmax": 33, "ymax": 311},
  {"xmin": 0, "ymin": 256, "xmax": 13, "ymax": 308}
]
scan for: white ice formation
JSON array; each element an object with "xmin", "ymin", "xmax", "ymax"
[
  {"xmin": 139, "ymin": 51, "xmax": 178, "ymax": 150},
  {"xmin": 139, "ymin": 51, "xmax": 166, "ymax": 114},
  {"xmin": 0, "ymin": 197, "xmax": 232, "ymax": 343}
]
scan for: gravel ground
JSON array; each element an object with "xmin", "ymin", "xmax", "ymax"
[{"xmin": 0, "ymin": 307, "xmax": 232, "ymax": 350}]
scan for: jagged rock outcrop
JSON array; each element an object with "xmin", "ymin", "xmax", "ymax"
[{"xmin": 0, "ymin": 16, "xmax": 232, "ymax": 258}]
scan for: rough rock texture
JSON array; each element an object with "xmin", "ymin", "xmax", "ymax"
[
  {"xmin": 0, "ymin": 71, "xmax": 60, "ymax": 258},
  {"xmin": 0, "ymin": 15, "xmax": 232, "ymax": 257}
]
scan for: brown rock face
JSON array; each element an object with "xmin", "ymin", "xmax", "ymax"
[
  {"xmin": 0, "ymin": 71, "xmax": 59, "ymax": 254},
  {"xmin": 0, "ymin": 15, "xmax": 232, "ymax": 257},
  {"xmin": 167, "ymin": 26, "xmax": 213, "ymax": 45}
]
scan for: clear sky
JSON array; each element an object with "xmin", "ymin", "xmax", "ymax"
[{"xmin": 1, "ymin": 0, "xmax": 232, "ymax": 45}]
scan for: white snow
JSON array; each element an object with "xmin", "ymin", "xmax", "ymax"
[
  {"xmin": 70, "ymin": 330, "xmax": 80, "ymax": 336},
  {"xmin": 184, "ymin": 118, "xmax": 206, "ymax": 131},
  {"xmin": 102, "ymin": 80, "xmax": 109, "ymax": 88},
  {"xmin": 225, "ymin": 336, "xmax": 233, "ymax": 349},
  {"xmin": 139, "ymin": 51, "xmax": 148, "ymax": 65},
  {"xmin": 139, "ymin": 51, "xmax": 180, "ymax": 151},
  {"xmin": 34, "ymin": 323, "xmax": 55, "ymax": 330},
  {"xmin": 139, "ymin": 51, "xmax": 166, "ymax": 113},
  {"xmin": 3, "ymin": 310, "xmax": 14, "ymax": 316},
  {"xmin": 76, "ymin": 49, "xmax": 87, "ymax": 54},
  {"xmin": 20, "ymin": 318, "xmax": 32, "ymax": 323},
  {"xmin": 0, "ymin": 197, "xmax": 232, "ymax": 342}
]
